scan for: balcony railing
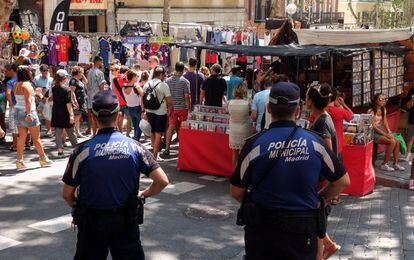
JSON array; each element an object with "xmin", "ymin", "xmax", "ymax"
[{"xmin": 311, "ymin": 12, "xmax": 345, "ymax": 24}]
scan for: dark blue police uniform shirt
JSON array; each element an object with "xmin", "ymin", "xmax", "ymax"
[
  {"xmin": 62, "ymin": 128, "xmax": 159, "ymax": 210},
  {"xmin": 231, "ymin": 121, "xmax": 346, "ymax": 211}
]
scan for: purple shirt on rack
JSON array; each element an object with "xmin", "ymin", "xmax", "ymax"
[{"xmin": 49, "ymin": 35, "xmax": 58, "ymax": 66}]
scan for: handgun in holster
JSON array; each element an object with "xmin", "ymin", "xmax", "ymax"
[
  {"xmin": 125, "ymin": 193, "xmax": 146, "ymax": 227},
  {"xmin": 317, "ymin": 196, "xmax": 328, "ymax": 239}
]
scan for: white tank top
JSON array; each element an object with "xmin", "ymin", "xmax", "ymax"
[
  {"xmin": 122, "ymin": 85, "xmax": 141, "ymax": 107},
  {"xmin": 15, "ymin": 94, "xmax": 36, "ymax": 111}
]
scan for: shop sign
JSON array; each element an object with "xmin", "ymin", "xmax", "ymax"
[
  {"xmin": 123, "ymin": 36, "xmax": 148, "ymax": 45},
  {"xmin": 69, "ymin": 10, "xmax": 106, "ymax": 16},
  {"xmin": 70, "ymin": 0, "xmax": 108, "ymax": 10},
  {"xmin": 149, "ymin": 36, "xmax": 174, "ymax": 44}
]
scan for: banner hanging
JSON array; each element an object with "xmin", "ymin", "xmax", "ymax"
[{"xmin": 49, "ymin": 0, "xmax": 71, "ymax": 31}]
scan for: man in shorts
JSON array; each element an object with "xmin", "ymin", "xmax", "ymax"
[
  {"xmin": 164, "ymin": 62, "xmax": 190, "ymax": 155},
  {"xmin": 5, "ymin": 64, "xmax": 18, "ymax": 150},
  {"xmin": 86, "ymin": 56, "xmax": 106, "ymax": 136},
  {"xmin": 142, "ymin": 66, "xmax": 173, "ymax": 161}
]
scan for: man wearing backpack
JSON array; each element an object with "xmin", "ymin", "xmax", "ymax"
[{"xmin": 142, "ymin": 66, "xmax": 173, "ymax": 161}]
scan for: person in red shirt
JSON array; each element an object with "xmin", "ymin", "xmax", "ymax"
[
  {"xmin": 327, "ymin": 87, "xmax": 353, "ymax": 158},
  {"xmin": 57, "ymin": 35, "xmax": 71, "ymax": 63},
  {"xmin": 111, "ymin": 65, "xmax": 131, "ymax": 136}
]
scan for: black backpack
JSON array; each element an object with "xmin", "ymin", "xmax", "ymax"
[{"xmin": 143, "ymin": 82, "xmax": 163, "ymax": 110}]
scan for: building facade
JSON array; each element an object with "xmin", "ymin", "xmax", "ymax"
[
  {"xmin": 116, "ymin": 0, "xmax": 244, "ymax": 29},
  {"xmin": 337, "ymin": 0, "xmax": 394, "ymax": 27}
]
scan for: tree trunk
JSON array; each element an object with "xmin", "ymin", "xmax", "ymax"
[
  {"xmin": 0, "ymin": 0, "xmax": 16, "ymax": 24},
  {"xmin": 163, "ymin": 0, "xmax": 171, "ymax": 22}
]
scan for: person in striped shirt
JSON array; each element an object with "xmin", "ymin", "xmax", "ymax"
[{"xmin": 164, "ymin": 62, "xmax": 190, "ymax": 155}]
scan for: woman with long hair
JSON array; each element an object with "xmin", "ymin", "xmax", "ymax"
[
  {"xmin": 369, "ymin": 93, "xmax": 404, "ymax": 171},
  {"xmin": 51, "ymin": 70, "xmax": 78, "ymax": 156},
  {"xmin": 228, "ymin": 83, "xmax": 252, "ymax": 169},
  {"xmin": 122, "ymin": 70, "xmax": 144, "ymax": 141},
  {"xmin": 69, "ymin": 66, "xmax": 88, "ymax": 138},
  {"xmin": 13, "ymin": 67, "xmax": 52, "ymax": 170},
  {"xmin": 306, "ymin": 83, "xmax": 340, "ymax": 260}
]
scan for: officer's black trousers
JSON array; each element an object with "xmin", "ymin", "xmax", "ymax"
[
  {"xmin": 74, "ymin": 211, "xmax": 144, "ymax": 260},
  {"xmin": 244, "ymin": 225, "xmax": 317, "ymax": 260}
]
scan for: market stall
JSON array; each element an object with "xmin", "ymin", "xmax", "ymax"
[
  {"xmin": 178, "ymin": 38, "xmax": 409, "ymax": 193},
  {"xmin": 177, "ymin": 105, "xmax": 233, "ymax": 177}
]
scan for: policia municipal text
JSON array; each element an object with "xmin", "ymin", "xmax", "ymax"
[
  {"xmin": 62, "ymin": 91, "xmax": 169, "ymax": 260},
  {"xmin": 230, "ymin": 82, "xmax": 350, "ymax": 260}
]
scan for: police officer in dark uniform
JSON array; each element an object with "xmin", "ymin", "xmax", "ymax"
[
  {"xmin": 62, "ymin": 91, "xmax": 169, "ymax": 260},
  {"xmin": 230, "ymin": 82, "xmax": 350, "ymax": 260}
]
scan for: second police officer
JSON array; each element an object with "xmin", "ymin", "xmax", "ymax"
[
  {"xmin": 62, "ymin": 91, "xmax": 169, "ymax": 259},
  {"xmin": 230, "ymin": 82, "xmax": 350, "ymax": 259}
]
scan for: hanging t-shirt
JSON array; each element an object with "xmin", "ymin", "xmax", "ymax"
[
  {"xmin": 213, "ymin": 31, "xmax": 223, "ymax": 44},
  {"xmin": 39, "ymin": 45, "xmax": 49, "ymax": 65},
  {"xmin": 57, "ymin": 35, "xmax": 71, "ymax": 63},
  {"xmin": 180, "ymin": 47, "xmax": 188, "ymax": 62},
  {"xmin": 226, "ymin": 31, "xmax": 234, "ymax": 45},
  {"xmin": 235, "ymin": 31, "xmax": 243, "ymax": 44},
  {"xmin": 42, "ymin": 35, "xmax": 48, "ymax": 46},
  {"xmin": 159, "ymin": 45, "xmax": 170, "ymax": 67},
  {"xmin": 99, "ymin": 38, "xmax": 110, "ymax": 67},
  {"xmin": 48, "ymin": 35, "xmax": 58, "ymax": 66},
  {"xmin": 205, "ymin": 51, "xmax": 218, "ymax": 64},
  {"xmin": 248, "ymin": 32, "xmax": 255, "ymax": 46},
  {"xmin": 68, "ymin": 35, "xmax": 79, "ymax": 62},
  {"xmin": 112, "ymin": 41, "xmax": 124, "ymax": 60},
  {"xmin": 90, "ymin": 37, "xmax": 100, "ymax": 59},
  {"xmin": 78, "ymin": 37, "xmax": 91, "ymax": 64}
]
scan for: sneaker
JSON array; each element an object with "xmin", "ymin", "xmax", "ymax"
[
  {"xmin": 409, "ymin": 180, "xmax": 414, "ymax": 191},
  {"xmin": 16, "ymin": 160, "xmax": 27, "ymax": 170},
  {"xmin": 39, "ymin": 157, "xmax": 53, "ymax": 167},
  {"xmin": 403, "ymin": 153, "xmax": 412, "ymax": 162},
  {"xmin": 394, "ymin": 164, "xmax": 406, "ymax": 171},
  {"xmin": 156, "ymin": 155, "xmax": 165, "ymax": 162},
  {"xmin": 380, "ymin": 164, "xmax": 395, "ymax": 172}
]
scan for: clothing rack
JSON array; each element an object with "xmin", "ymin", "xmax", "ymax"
[{"xmin": 46, "ymin": 30, "xmax": 120, "ymax": 38}]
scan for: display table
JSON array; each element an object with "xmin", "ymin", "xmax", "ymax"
[
  {"xmin": 342, "ymin": 141, "xmax": 376, "ymax": 196},
  {"xmin": 178, "ymin": 128, "xmax": 233, "ymax": 177}
]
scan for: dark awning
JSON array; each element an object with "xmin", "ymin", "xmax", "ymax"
[{"xmin": 177, "ymin": 42, "xmax": 407, "ymax": 57}]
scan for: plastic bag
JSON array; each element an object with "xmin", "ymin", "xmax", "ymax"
[
  {"xmin": 393, "ymin": 133, "xmax": 407, "ymax": 155},
  {"xmin": 139, "ymin": 119, "xmax": 151, "ymax": 138}
]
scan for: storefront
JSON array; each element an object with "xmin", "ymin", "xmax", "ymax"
[{"xmin": 68, "ymin": 0, "xmax": 107, "ymax": 32}]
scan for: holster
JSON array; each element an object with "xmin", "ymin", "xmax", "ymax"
[
  {"xmin": 71, "ymin": 199, "xmax": 88, "ymax": 229},
  {"xmin": 124, "ymin": 193, "xmax": 145, "ymax": 227},
  {"xmin": 317, "ymin": 197, "xmax": 329, "ymax": 239},
  {"xmin": 237, "ymin": 192, "xmax": 264, "ymax": 227}
]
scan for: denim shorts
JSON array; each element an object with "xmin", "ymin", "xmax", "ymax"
[{"xmin": 14, "ymin": 106, "xmax": 40, "ymax": 128}]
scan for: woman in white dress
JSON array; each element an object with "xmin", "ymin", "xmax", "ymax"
[{"xmin": 228, "ymin": 83, "xmax": 252, "ymax": 169}]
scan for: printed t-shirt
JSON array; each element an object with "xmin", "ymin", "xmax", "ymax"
[{"xmin": 57, "ymin": 35, "xmax": 71, "ymax": 62}]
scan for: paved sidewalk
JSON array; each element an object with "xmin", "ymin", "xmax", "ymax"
[{"xmin": 329, "ymin": 186, "xmax": 414, "ymax": 260}]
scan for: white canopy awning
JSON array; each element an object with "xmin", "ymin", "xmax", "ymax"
[{"xmin": 294, "ymin": 28, "xmax": 414, "ymax": 46}]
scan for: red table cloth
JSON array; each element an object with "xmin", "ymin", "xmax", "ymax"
[
  {"xmin": 342, "ymin": 141, "xmax": 376, "ymax": 196},
  {"xmin": 178, "ymin": 128, "xmax": 233, "ymax": 177}
]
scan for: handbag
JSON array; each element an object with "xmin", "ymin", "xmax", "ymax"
[{"xmin": 237, "ymin": 126, "xmax": 298, "ymax": 226}]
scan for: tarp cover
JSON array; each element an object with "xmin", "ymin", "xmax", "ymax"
[
  {"xmin": 294, "ymin": 28, "xmax": 414, "ymax": 46},
  {"xmin": 178, "ymin": 42, "xmax": 407, "ymax": 57}
]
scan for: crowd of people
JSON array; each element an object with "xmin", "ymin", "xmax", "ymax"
[{"xmin": 1, "ymin": 51, "xmax": 414, "ymax": 259}]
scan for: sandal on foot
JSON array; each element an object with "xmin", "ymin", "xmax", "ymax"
[
  {"xmin": 163, "ymin": 150, "xmax": 170, "ymax": 156},
  {"xmin": 323, "ymin": 244, "xmax": 341, "ymax": 259},
  {"xmin": 330, "ymin": 198, "xmax": 344, "ymax": 205}
]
